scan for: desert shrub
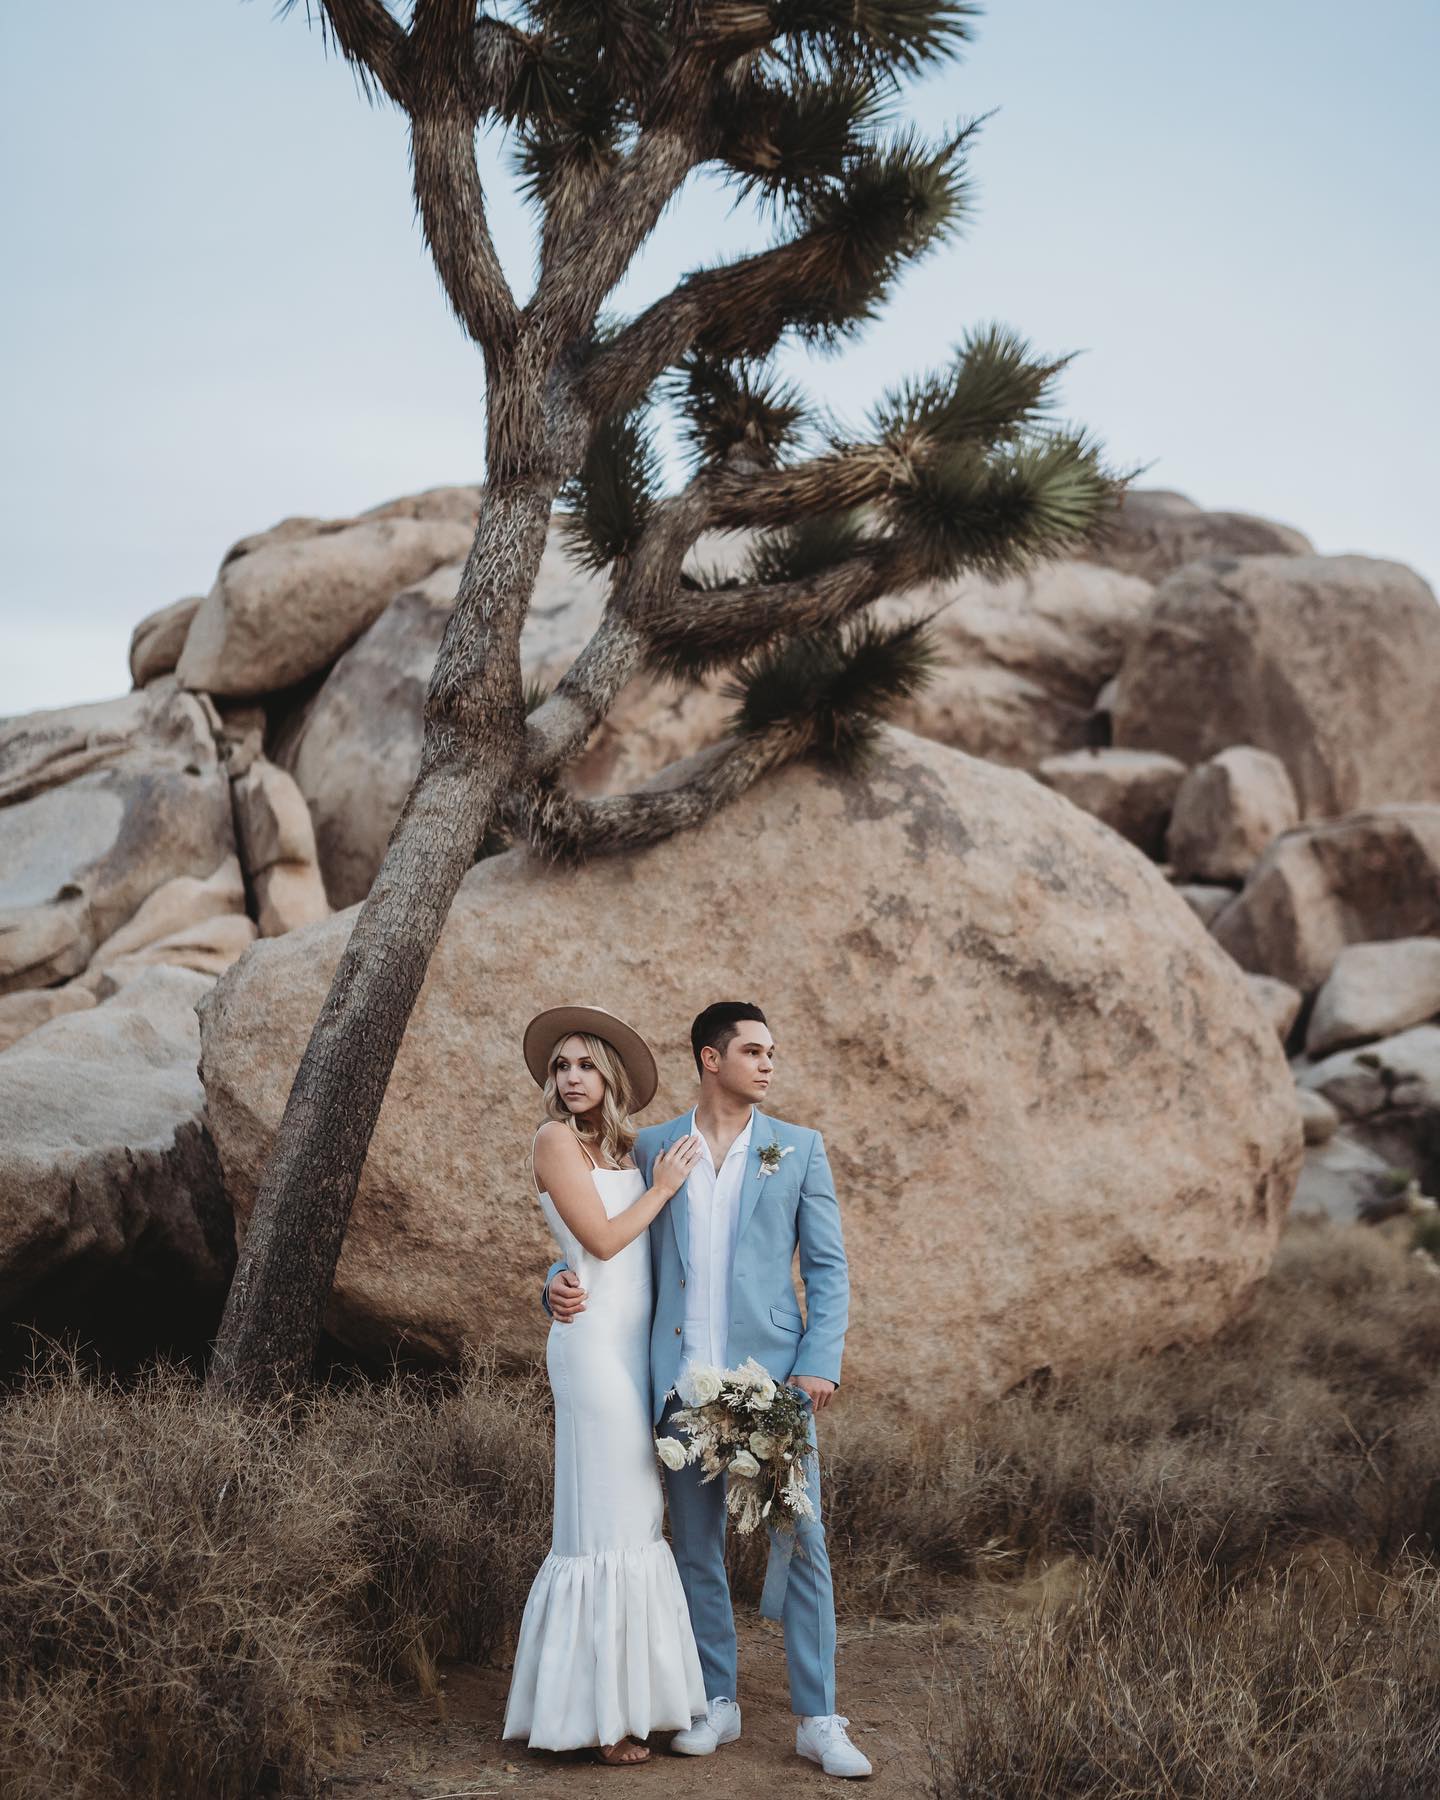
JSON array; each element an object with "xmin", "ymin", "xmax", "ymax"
[
  {"xmin": 0, "ymin": 1342, "xmax": 550, "ymax": 1800},
  {"xmin": 305, "ymin": 1351, "xmax": 552, "ymax": 1676},
  {"xmin": 814, "ymin": 1217, "xmax": 1440, "ymax": 1613},
  {"xmin": 0, "ymin": 1344, "xmax": 364, "ymax": 1800},
  {"xmin": 929, "ymin": 1539, "xmax": 1440, "ymax": 1799}
]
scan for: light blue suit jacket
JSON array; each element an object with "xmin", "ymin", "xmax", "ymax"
[{"xmin": 545, "ymin": 1108, "xmax": 850, "ymax": 1424}]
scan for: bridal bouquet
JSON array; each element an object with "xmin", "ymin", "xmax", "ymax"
[{"xmin": 655, "ymin": 1357, "xmax": 817, "ymax": 1536}]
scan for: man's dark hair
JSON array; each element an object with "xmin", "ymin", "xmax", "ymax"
[{"xmin": 691, "ymin": 1001, "xmax": 768, "ymax": 1079}]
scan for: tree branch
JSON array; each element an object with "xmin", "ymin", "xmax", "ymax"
[
  {"xmin": 523, "ymin": 12, "xmax": 758, "ymax": 350},
  {"xmin": 703, "ymin": 448, "xmax": 897, "ymax": 529},
  {"xmin": 518, "ymin": 726, "xmax": 808, "ymax": 859},
  {"xmin": 408, "ymin": 0, "xmax": 478, "ymax": 108},
  {"xmin": 518, "ymin": 459, "xmax": 734, "ymax": 782},
  {"xmin": 289, "ymin": 0, "xmax": 408, "ymax": 106},
  {"xmin": 644, "ymin": 540, "xmax": 907, "ymax": 679},
  {"xmin": 580, "ymin": 121, "xmax": 976, "ymax": 417},
  {"xmin": 528, "ymin": 123, "xmax": 704, "ymax": 349},
  {"xmin": 579, "ymin": 236, "xmax": 802, "ymax": 419},
  {"xmin": 409, "ymin": 106, "xmax": 520, "ymax": 366}
]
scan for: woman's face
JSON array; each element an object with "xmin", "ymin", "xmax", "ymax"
[{"xmin": 552, "ymin": 1035, "xmax": 606, "ymax": 1117}]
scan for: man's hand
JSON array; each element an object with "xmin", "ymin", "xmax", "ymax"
[
  {"xmin": 548, "ymin": 1268, "xmax": 587, "ymax": 1323},
  {"xmin": 791, "ymin": 1375, "xmax": 836, "ymax": 1413}
]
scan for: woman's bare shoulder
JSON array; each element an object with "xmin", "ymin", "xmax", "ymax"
[{"xmin": 534, "ymin": 1120, "xmax": 581, "ymax": 1156}]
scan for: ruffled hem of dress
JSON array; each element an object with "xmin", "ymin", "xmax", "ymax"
[{"xmin": 502, "ymin": 1537, "xmax": 707, "ymax": 1750}]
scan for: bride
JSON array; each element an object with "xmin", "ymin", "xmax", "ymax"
[{"xmin": 502, "ymin": 1004, "xmax": 706, "ymax": 1766}]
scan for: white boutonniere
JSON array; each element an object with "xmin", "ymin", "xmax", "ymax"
[{"xmin": 757, "ymin": 1139, "xmax": 794, "ymax": 1177}]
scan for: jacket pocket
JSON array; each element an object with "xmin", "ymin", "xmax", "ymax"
[{"xmin": 770, "ymin": 1304, "xmax": 804, "ymax": 1335}]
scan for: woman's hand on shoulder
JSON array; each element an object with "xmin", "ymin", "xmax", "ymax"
[{"xmin": 650, "ymin": 1134, "xmax": 702, "ymax": 1201}]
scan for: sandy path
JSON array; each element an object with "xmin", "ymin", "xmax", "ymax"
[{"xmin": 318, "ymin": 1613, "xmax": 947, "ymax": 1798}]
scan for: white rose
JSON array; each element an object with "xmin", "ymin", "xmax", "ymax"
[
  {"xmin": 728, "ymin": 1450, "xmax": 761, "ymax": 1478},
  {"xmin": 655, "ymin": 1436, "xmax": 688, "ymax": 1472},
  {"xmin": 679, "ymin": 1365, "xmax": 723, "ymax": 1406},
  {"xmin": 750, "ymin": 1377, "xmax": 776, "ymax": 1409},
  {"xmin": 749, "ymin": 1431, "xmax": 775, "ymax": 1460}
]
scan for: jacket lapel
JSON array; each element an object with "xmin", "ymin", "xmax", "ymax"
[
  {"xmin": 665, "ymin": 1113, "xmax": 694, "ymax": 1276},
  {"xmin": 735, "ymin": 1107, "xmax": 770, "ymax": 1244}
]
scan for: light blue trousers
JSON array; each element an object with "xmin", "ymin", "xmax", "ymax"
[{"xmin": 659, "ymin": 1391, "xmax": 837, "ymax": 1718}]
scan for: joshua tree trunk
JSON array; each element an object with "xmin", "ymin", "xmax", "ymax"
[
  {"xmin": 207, "ymin": 0, "xmax": 1117, "ymax": 1397},
  {"xmin": 209, "ymin": 464, "xmax": 555, "ymax": 1391}
]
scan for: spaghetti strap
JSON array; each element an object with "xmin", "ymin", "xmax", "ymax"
[
  {"xmin": 530, "ymin": 1122, "xmax": 606, "ymax": 1191},
  {"xmin": 527, "ymin": 1127, "xmax": 545, "ymax": 1200}
]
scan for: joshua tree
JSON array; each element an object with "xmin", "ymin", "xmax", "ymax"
[{"xmin": 208, "ymin": 0, "xmax": 1118, "ymax": 1397}]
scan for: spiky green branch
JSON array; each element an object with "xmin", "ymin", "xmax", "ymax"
[{"xmin": 581, "ymin": 118, "xmax": 980, "ymax": 416}]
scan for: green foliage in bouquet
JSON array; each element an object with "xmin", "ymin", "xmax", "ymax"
[{"xmin": 656, "ymin": 1358, "xmax": 818, "ymax": 1534}]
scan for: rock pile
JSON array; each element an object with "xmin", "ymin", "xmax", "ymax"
[{"xmin": 2, "ymin": 472, "xmax": 1432, "ymax": 1366}]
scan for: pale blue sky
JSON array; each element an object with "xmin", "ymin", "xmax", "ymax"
[{"xmin": 3, "ymin": 1, "xmax": 1436, "ymax": 717}]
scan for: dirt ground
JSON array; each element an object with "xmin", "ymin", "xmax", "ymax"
[{"xmin": 317, "ymin": 1612, "xmax": 948, "ymax": 1799}]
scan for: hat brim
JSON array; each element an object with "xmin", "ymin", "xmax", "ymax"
[{"xmin": 522, "ymin": 1005, "xmax": 660, "ymax": 1113}]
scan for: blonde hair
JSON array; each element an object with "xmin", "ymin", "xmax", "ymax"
[{"xmin": 541, "ymin": 1031, "xmax": 638, "ymax": 1168}]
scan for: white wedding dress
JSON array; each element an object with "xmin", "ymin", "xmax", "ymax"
[{"xmin": 502, "ymin": 1153, "xmax": 706, "ymax": 1750}]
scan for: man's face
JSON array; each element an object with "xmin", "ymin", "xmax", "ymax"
[{"xmin": 706, "ymin": 1019, "xmax": 776, "ymax": 1104}]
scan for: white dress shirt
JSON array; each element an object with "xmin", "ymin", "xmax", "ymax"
[{"xmin": 678, "ymin": 1105, "xmax": 754, "ymax": 1381}]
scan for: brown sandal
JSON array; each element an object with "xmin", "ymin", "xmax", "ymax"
[{"xmin": 593, "ymin": 1737, "xmax": 652, "ymax": 1766}]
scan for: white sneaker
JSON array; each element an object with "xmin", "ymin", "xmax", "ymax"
[
  {"xmin": 669, "ymin": 1696, "xmax": 741, "ymax": 1755},
  {"xmin": 796, "ymin": 1713, "xmax": 872, "ymax": 1777}
]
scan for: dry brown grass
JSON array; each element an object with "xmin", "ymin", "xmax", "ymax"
[
  {"xmin": 815, "ymin": 1215, "xmax": 1440, "ymax": 1620},
  {"xmin": 1, "ymin": 1216, "xmax": 1437, "ymax": 1798},
  {"xmin": 0, "ymin": 1346, "xmax": 551, "ymax": 1800},
  {"xmin": 929, "ymin": 1543, "xmax": 1440, "ymax": 1798}
]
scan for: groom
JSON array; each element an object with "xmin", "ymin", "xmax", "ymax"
[{"xmin": 543, "ymin": 1001, "xmax": 870, "ymax": 1779}]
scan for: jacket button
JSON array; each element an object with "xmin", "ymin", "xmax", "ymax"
[
  {"xmin": 674, "ymin": 1326, "xmax": 682, "ymax": 1335},
  {"xmin": 680, "ymin": 1277, "xmax": 686, "ymax": 1288}
]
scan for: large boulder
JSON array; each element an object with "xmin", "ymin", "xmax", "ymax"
[
  {"xmin": 1036, "ymin": 747, "xmax": 1186, "ymax": 857},
  {"xmin": 129, "ymin": 596, "xmax": 202, "ymax": 687},
  {"xmin": 0, "ymin": 848, "xmax": 254, "ymax": 1055},
  {"xmin": 1166, "ymin": 746, "xmax": 1300, "ymax": 883},
  {"xmin": 0, "ymin": 986, "xmax": 97, "ymax": 1056},
  {"xmin": 78, "ymin": 913, "xmax": 258, "ymax": 994},
  {"xmin": 0, "ymin": 680, "xmax": 235, "ymax": 995},
  {"xmin": 273, "ymin": 543, "xmax": 608, "ymax": 907},
  {"xmin": 1173, "ymin": 881, "xmax": 1239, "ymax": 929},
  {"xmin": 176, "ymin": 508, "xmax": 474, "ymax": 698},
  {"xmin": 359, "ymin": 485, "xmax": 483, "ymax": 526},
  {"xmin": 71, "ymin": 855, "xmax": 256, "ymax": 995},
  {"xmin": 232, "ymin": 758, "xmax": 330, "ymax": 937},
  {"xmin": 199, "ymin": 729, "xmax": 1301, "ymax": 1404},
  {"xmin": 1245, "ymin": 974, "xmax": 1303, "ymax": 1043},
  {"xmin": 0, "ymin": 966, "xmax": 233, "ymax": 1313},
  {"xmin": 1079, "ymin": 488, "xmax": 1312, "ymax": 583},
  {"xmin": 270, "ymin": 582, "xmax": 454, "ymax": 907},
  {"xmin": 1296, "ymin": 1025, "xmax": 1440, "ymax": 1199},
  {"xmin": 1112, "ymin": 555, "xmax": 1440, "ymax": 817},
  {"xmin": 1306, "ymin": 938, "xmax": 1440, "ymax": 1057},
  {"xmin": 876, "ymin": 559, "xmax": 1154, "ymax": 768},
  {"xmin": 1211, "ymin": 806, "xmax": 1440, "ymax": 992}
]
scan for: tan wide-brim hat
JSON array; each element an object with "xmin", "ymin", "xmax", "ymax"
[{"xmin": 522, "ymin": 1005, "xmax": 660, "ymax": 1113}]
